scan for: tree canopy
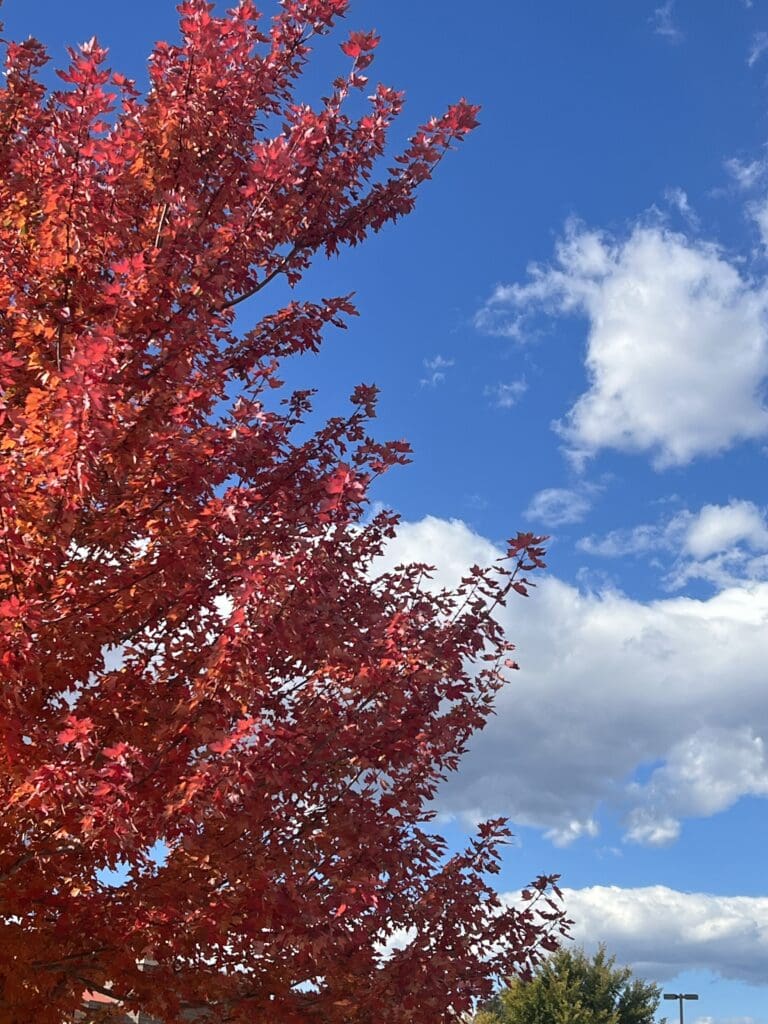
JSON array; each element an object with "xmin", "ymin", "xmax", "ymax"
[
  {"xmin": 475, "ymin": 946, "xmax": 665, "ymax": 1024},
  {"xmin": 0, "ymin": 1, "xmax": 568, "ymax": 1021}
]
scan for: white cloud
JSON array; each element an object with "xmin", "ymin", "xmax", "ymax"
[
  {"xmin": 525, "ymin": 486, "xmax": 594, "ymax": 527},
  {"xmin": 578, "ymin": 519, "xmax": 683, "ymax": 558},
  {"xmin": 420, "ymin": 354, "xmax": 454, "ymax": 387},
  {"xmin": 728, "ymin": 156, "xmax": 768, "ymax": 245},
  {"xmin": 424, "ymin": 355, "xmax": 454, "ymax": 371},
  {"xmin": 685, "ymin": 501, "xmax": 768, "ymax": 559},
  {"xmin": 665, "ymin": 186, "xmax": 699, "ymax": 226},
  {"xmin": 379, "ymin": 517, "xmax": 768, "ymax": 845},
  {"xmin": 214, "ymin": 593, "xmax": 234, "ymax": 619},
  {"xmin": 377, "ymin": 925, "xmax": 417, "ymax": 962},
  {"xmin": 748, "ymin": 31, "xmax": 768, "ymax": 68},
  {"xmin": 377, "ymin": 516, "xmax": 500, "ymax": 586},
  {"xmin": 578, "ymin": 500, "xmax": 768, "ymax": 592},
  {"xmin": 726, "ymin": 157, "xmax": 768, "ymax": 191},
  {"xmin": 667, "ymin": 550, "xmax": 768, "ymax": 592},
  {"xmin": 477, "ymin": 222, "xmax": 768, "ymax": 468},
  {"xmin": 695, "ymin": 1019, "xmax": 758, "ymax": 1024},
  {"xmin": 749, "ymin": 197, "xmax": 768, "ymax": 248},
  {"xmin": 473, "ymin": 299, "xmax": 527, "ymax": 340},
  {"xmin": 484, "ymin": 378, "xmax": 527, "ymax": 408},
  {"xmin": 544, "ymin": 817, "xmax": 599, "ymax": 847},
  {"xmin": 651, "ymin": 1, "xmax": 683, "ymax": 42},
  {"xmin": 536, "ymin": 885, "xmax": 768, "ymax": 985},
  {"xmin": 626, "ymin": 727, "xmax": 768, "ymax": 845}
]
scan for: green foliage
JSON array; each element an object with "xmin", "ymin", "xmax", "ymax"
[{"xmin": 475, "ymin": 945, "xmax": 666, "ymax": 1024}]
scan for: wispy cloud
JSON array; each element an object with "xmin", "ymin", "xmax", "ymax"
[
  {"xmin": 526, "ymin": 485, "xmax": 598, "ymax": 527},
  {"xmin": 695, "ymin": 1018, "xmax": 758, "ymax": 1024},
  {"xmin": 651, "ymin": 1, "xmax": 683, "ymax": 42},
  {"xmin": 578, "ymin": 521, "xmax": 677, "ymax": 558},
  {"xmin": 664, "ymin": 186, "xmax": 699, "ymax": 226},
  {"xmin": 473, "ymin": 295, "xmax": 528, "ymax": 339},
  {"xmin": 749, "ymin": 197, "xmax": 768, "ymax": 247},
  {"xmin": 724, "ymin": 155, "xmax": 767, "ymax": 189},
  {"xmin": 748, "ymin": 31, "xmax": 768, "ymax": 67},
  {"xmin": 483, "ymin": 378, "xmax": 527, "ymax": 408},
  {"xmin": 419, "ymin": 354, "xmax": 454, "ymax": 388}
]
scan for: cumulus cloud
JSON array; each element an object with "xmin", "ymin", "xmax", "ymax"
[
  {"xmin": 544, "ymin": 817, "xmax": 599, "ymax": 848},
  {"xmin": 580, "ymin": 500, "xmax": 768, "ymax": 562},
  {"xmin": 626, "ymin": 727, "xmax": 768, "ymax": 844},
  {"xmin": 578, "ymin": 500, "xmax": 768, "ymax": 591},
  {"xmin": 476, "ymin": 223, "xmax": 768, "ymax": 467},
  {"xmin": 685, "ymin": 501, "xmax": 768, "ymax": 559},
  {"xmin": 525, "ymin": 486, "xmax": 595, "ymax": 527},
  {"xmin": 379, "ymin": 517, "xmax": 768, "ymax": 845},
  {"xmin": 533, "ymin": 886, "xmax": 768, "ymax": 985},
  {"xmin": 391, "ymin": 881, "xmax": 768, "ymax": 990}
]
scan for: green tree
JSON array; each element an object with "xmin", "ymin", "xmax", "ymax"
[{"xmin": 475, "ymin": 945, "xmax": 666, "ymax": 1024}]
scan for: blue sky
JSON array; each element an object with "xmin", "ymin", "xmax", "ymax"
[{"xmin": 7, "ymin": 1, "xmax": 768, "ymax": 1020}]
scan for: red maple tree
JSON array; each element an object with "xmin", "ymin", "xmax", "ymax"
[{"xmin": 0, "ymin": 2, "xmax": 568, "ymax": 1021}]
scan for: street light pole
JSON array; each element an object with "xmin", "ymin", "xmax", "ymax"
[{"xmin": 663, "ymin": 992, "xmax": 699, "ymax": 1024}]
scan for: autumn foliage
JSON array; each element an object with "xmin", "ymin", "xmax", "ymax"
[{"xmin": 0, "ymin": 2, "xmax": 568, "ymax": 1021}]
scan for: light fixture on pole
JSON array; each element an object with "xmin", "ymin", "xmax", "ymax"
[{"xmin": 663, "ymin": 992, "xmax": 699, "ymax": 1024}]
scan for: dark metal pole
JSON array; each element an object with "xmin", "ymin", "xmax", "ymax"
[{"xmin": 663, "ymin": 992, "xmax": 698, "ymax": 1024}]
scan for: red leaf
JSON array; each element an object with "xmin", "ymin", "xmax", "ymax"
[
  {"xmin": 57, "ymin": 716, "xmax": 94, "ymax": 747},
  {"xmin": 340, "ymin": 30, "xmax": 380, "ymax": 59}
]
